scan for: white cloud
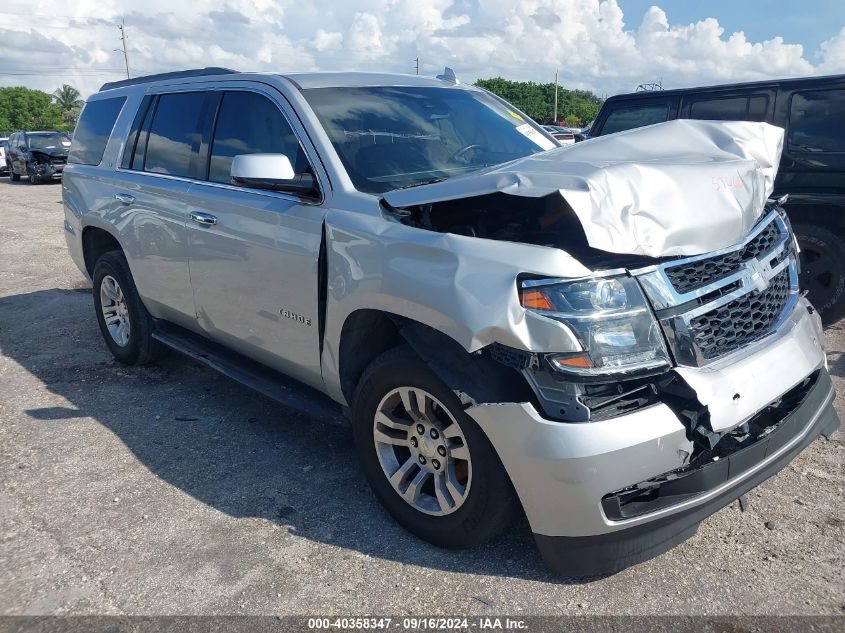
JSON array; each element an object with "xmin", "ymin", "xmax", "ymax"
[
  {"xmin": 312, "ymin": 29, "xmax": 343, "ymax": 52},
  {"xmin": 0, "ymin": 0, "xmax": 842, "ymax": 99},
  {"xmin": 818, "ymin": 27, "xmax": 845, "ymax": 72}
]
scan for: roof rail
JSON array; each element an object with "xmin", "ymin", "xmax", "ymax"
[{"xmin": 100, "ymin": 67, "xmax": 237, "ymax": 92}]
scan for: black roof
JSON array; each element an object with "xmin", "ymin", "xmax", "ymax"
[
  {"xmin": 607, "ymin": 72, "xmax": 845, "ymax": 101},
  {"xmin": 100, "ymin": 67, "xmax": 237, "ymax": 92}
]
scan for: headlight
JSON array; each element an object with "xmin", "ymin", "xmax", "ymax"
[{"xmin": 519, "ymin": 275, "xmax": 670, "ymax": 376}]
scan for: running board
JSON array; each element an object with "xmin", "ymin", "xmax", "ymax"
[{"xmin": 152, "ymin": 323, "xmax": 345, "ymax": 423}]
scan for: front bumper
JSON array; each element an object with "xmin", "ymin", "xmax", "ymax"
[
  {"xmin": 31, "ymin": 161, "xmax": 64, "ymax": 179},
  {"xmin": 466, "ymin": 298, "xmax": 838, "ymax": 576}
]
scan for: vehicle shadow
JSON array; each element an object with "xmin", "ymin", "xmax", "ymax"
[{"xmin": 0, "ymin": 286, "xmax": 582, "ymax": 585}]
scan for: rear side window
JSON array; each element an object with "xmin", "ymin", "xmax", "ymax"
[
  {"xmin": 68, "ymin": 97, "xmax": 126, "ymax": 166},
  {"xmin": 208, "ymin": 91, "xmax": 307, "ymax": 184},
  {"xmin": 788, "ymin": 90, "xmax": 845, "ymax": 153},
  {"xmin": 601, "ymin": 103, "xmax": 669, "ymax": 135},
  {"xmin": 687, "ymin": 95, "xmax": 768, "ymax": 122},
  {"xmin": 143, "ymin": 92, "xmax": 207, "ymax": 177}
]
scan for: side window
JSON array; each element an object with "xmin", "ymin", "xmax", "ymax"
[
  {"xmin": 207, "ymin": 91, "xmax": 307, "ymax": 184},
  {"xmin": 601, "ymin": 103, "xmax": 670, "ymax": 135},
  {"xmin": 68, "ymin": 97, "xmax": 126, "ymax": 166},
  {"xmin": 687, "ymin": 95, "xmax": 769, "ymax": 122},
  {"xmin": 144, "ymin": 92, "xmax": 207, "ymax": 177},
  {"xmin": 788, "ymin": 90, "xmax": 845, "ymax": 153},
  {"xmin": 688, "ymin": 97, "xmax": 747, "ymax": 120}
]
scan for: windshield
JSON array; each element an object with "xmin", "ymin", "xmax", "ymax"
[
  {"xmin": 27, "ymin": 133, "xmax": 66, "ymax": 151},
  {"xmin": 303, "ymin": 86, "xmax": 555, "ymax": 194}
]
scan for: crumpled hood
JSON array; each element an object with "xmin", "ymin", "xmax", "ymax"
[{"xmin": 382, "ymin": 119, "xmax": 784, "ymax": 258}]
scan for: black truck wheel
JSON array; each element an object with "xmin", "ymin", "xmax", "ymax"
[{"xmin": 794, "ymin": 223, "xmax": 845, "ymax": 325}]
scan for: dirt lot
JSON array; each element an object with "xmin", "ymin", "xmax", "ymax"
[{"xmin": 0, "ymin": 178, "xmax": 843, "ymax": 616}]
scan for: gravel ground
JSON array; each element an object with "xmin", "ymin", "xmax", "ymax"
[{"xmin": 0, "ymin": 178, "xmax": 843, "ymax": 616}]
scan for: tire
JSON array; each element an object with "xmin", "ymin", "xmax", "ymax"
[
  {"xmin": 28, "ymin": 171, "xmax": 39, "ymax": 185},
  {"xmin": 794, "ymin": 223, "xmax": 845, "ymax": 326},
  {"xmin": 10, "ymin": 165, "xmax": 20, "ymax": 181},
  {"xmin": 92, "ymin": 250, "xmax": 167, "ymax": 365},
  {"xmin": 352, "ymin": 346, "xmax": 520, "ymax": 549}
]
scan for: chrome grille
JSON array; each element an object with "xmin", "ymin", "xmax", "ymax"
[
  {"xmin": 665, "ymin": 221, "xmax": 781, "ymax": 294},
  {"xmin": 688, "ymin": 268, "xmax": 791, "ymax": 360},
  {"xmin": 634, "ymin": 210, "xmax": 799, "ymax": 367}
]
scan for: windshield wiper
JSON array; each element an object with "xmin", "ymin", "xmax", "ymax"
[{"xmin": 396, "ymin": 177, "xmax": 448, "ymax": 190}]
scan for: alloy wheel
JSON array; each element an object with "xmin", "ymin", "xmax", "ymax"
[
  {"xmin": 373, "ymin": 386, "xmax": 472, "ymax": 516},
  {"xmin": 100, "ymin": 275, "xmax": 131, "ymax": 347}
]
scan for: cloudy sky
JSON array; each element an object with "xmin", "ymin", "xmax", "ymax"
[{"xmin": 1, "ymin": 0, "xmax": 843, "ymax": 99}]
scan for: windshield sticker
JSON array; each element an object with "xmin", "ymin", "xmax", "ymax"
[
  {"xmin": 507, "ymin": 109, "xmax": 525, "ymax": 122},
  {"xmin": 515, "ymin": 123, "xmax": 555, "ymax": 150}
]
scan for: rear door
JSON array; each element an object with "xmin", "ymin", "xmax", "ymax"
[
  {"xmin": 592, "ymin": 95, "xmax": 679, "ymax": 136},
  {"xmin": 112, "ymin": 90, "xmax": 211, "ymax": 325},
  {"xmin": 183, "ymin": 85, "xmax": 329, "ymax": 390}
]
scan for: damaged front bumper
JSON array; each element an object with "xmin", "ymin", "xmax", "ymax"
[
  {"xmin": 466, "ymin": 298, "xmax": 839, "ymax": 577},
  {"xmin": 30, "ymin": 157, "xmax": 65, "ymax": 180}
]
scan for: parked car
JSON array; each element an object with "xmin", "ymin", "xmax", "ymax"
[
  {"xmin": 6, "ymin": 130, "xmax": 70, "ymax": 183},
  {"xmin": 0, "ymin": 138, "xmax": 8, "ymax": 175},
  {"xmin": 63, "ymin": 68, "xmax": 838, "ymax": 577},
  {"xmin": 542, "ymin": 125, "xmax": 576, "ymax": 145},
  {"xmin": 590, "ymin": 74, "xmax": 845, "ymax": 324}
]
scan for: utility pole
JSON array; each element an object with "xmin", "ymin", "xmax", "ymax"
[
  {"xmin": 415, "ymin": 57, "xmax": 420, "ymax": 75},
  {"xmin": 553, "ymin": 70, "xmax": 559, "ymax": 124},
  {"xmin": 118, "ymin": 18, "xmax": 130, "ymax": 79}
]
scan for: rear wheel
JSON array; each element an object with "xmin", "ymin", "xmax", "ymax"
[
  {"xmin": 352, "ymin": 347, "xmax": 519, "ymax": 548},
  {"xmin": 795, "ymin": 224, "xmax": 845, "ymax": 325},
  {"xmin": 92, "ymin": 250, "xmax": 167, "ymax": 365}
]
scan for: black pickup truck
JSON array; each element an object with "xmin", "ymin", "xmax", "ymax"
[{"xmin": 590, "ymin": 74, "xmax": 845, "ymax": 324}]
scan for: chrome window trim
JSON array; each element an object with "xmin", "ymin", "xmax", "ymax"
[{"xmin": 114, "ymin": 166, "xmax": 324, "ymax": 207}]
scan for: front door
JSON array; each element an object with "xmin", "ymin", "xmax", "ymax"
[{"xmin": 184, "ymin": 88, "xmax": 328, "ymax": 390}]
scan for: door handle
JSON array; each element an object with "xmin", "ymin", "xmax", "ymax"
[
  {"xmin": 114, "ymin": 193, "xmax": 135, "ymax": 204},
  {"xmin": 190, "ymin": 211, "xmax": 218, "ymax": 226}
]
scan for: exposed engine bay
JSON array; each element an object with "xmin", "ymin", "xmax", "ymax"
[{"xmin": 385, "ymin": 192, "xmax": 664, "ymax": 270}]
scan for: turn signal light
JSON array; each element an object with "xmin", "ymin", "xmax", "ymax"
[
  {"xmin": 548, "ymin": 354, "xmax": 594, "ymax": 370},
  {"xmin": 519, "ymin": 289, "xmax": 554, "ymax": 311}
]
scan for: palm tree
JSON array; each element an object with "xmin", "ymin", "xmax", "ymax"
[{"xmin": 52, "ymin": 84, "xmax": 84, "ymax": 125}]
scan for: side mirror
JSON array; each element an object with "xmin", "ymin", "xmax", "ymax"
[
  {"xmin": 230, "ymin": 154, "xmax": 316, "ymax": 197},
  {"xmin": 19, "ymin": 145, "xmax": 27, "ymax": 152}
]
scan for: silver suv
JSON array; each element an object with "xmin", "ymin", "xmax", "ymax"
[{"xmin": 63, "ymin": 67, "xmax": 839, "ymax": 576}]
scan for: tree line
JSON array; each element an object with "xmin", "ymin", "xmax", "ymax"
[
  {"xmin": 475, "ymin": 77, "xmax": 603, "ymax": 127},
  {"xmin": 0, "ymin": 85, "xmax": 83, "ymax": 134},
  {"xmin": 0, "ymin": 78, "xmax": 604, "ymax": 135}
]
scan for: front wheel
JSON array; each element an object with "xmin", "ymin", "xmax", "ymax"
[
  {"xmin": 795, "ymin": 223, "xmax": 845, "ymax": 325},
  {"xmin": 352, "ymin": 347, "xmax": 520, "ymax": 548},
  {"xmin": 10, "ymin": 165, "xmax": 20, "ymax": 181}
]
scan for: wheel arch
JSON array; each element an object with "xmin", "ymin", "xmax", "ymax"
[
  {"xmin": 82, "ymin": 225, "xmax": 124, "ymax": 277},
  {"xmin": 337, "ymin": 308, "xmax": 531, "ymax": 409}
]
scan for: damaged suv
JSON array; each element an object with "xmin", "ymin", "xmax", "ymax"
[
  {"xmin": 63, "ymin": 68, "xmax": 839, "ymax": 576},
  {"xmin": 7, "ymin": 130, "xmax": 70, "ymax": 183}
]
